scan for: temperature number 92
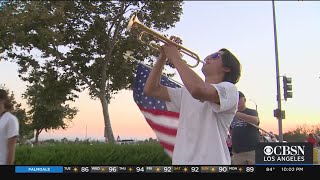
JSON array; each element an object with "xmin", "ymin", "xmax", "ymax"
[
  {"xmin": 191, "ymin": 167, "xmax": 199, "ymax": 173},
  {"xmin": 163, "ymin": 167, "xmax": 172, "ymax": 172}
]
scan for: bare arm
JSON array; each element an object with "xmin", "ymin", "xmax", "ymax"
[
  {"xmin": 162, "ymin": 45, "xmax": 219, "ymax": 103},
  {"xmin": 143, "ymin": 53, "xmax": 171, "ymax": 102},
  {"xmin": 235, "ymin": 112, "xmax": 259, "ymax": 125},
  {"xmin": 6, "ymin": 136, "xmax": 18, "ymax": 165}
]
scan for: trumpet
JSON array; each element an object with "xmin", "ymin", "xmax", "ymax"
[{"xmin": 126, "ymin": 14, "xmax": 204, "ymax": 68}]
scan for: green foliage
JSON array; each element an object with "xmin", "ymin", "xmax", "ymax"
[
  {"xmin": 22, "ymin": 62, "xmax": 78, "ymax": 143},
  {"xmin": 283, "ymin": 131, "xmax": 307, "ymax": 142},
  {"xmin": 0, "ymin": 1, "xmax": 183, "ymax": 142},
  {"xmin": 283, "ymin": 124, "xmax": 320, "ymax": 142},
  {"xmin": 0, "ymin": 1, "xmax": 183, "ymax": 98},
  {"xmin": 15, "ymin": 143, "xmax": 171, "ymax": 165}
]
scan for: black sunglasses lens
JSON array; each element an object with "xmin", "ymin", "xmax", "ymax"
[{"xmin": 212, "ymin": 53, "xmax": 220, "ymax": 59}]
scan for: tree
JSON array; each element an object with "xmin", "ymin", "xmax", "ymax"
[
  {"xmin": 0, "ymin": 1, "xmax": 184, "ymax": 143},
  {"xmin": 0, "ymin": 84, "xmax": 33, "ymax": 143},
  {"xmin": 22, "ymin": 62, "xmax": 78, "ymax": 144},
  {"xmin": 283, "ymin": 124, "xmax": 320, "ymax": 142},
  {"xmin": 12, "ymin": 106, "xmax": 34, "ymax": 143}
]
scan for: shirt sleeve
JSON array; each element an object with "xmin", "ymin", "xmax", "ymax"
[
  {"xmin": 210, "ymin": 82, "xmax": 238, "ymax": 113},
  {"xmin": 250, "ymin": 109, "xmax": 258, "ymax": 117},
  {"xmin": 6, "ymin": 115, "xmax": 19, "ymax": 139},
  {"xmin": 248, "ymin": 109, "xmax": 260, "ymax": 125},
  {"xmin": 165, "ymin": 87, "xmax": 183, "ymax": 112}
]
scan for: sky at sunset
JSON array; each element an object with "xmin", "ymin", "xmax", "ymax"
[{"xmin": 1, "ymin": 1, "xmax": 320, "ymax": 141}]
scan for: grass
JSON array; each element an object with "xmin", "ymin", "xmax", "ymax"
[{"xmin": 15, "ymin": 143, "xmax": 172, "ymax": 165}]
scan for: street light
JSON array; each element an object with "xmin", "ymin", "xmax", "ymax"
[{"xmin": 272, "ymin": 0, "xmax": 284, "ymax": 142}]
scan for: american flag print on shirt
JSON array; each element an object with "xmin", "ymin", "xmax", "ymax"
[{"xmin": 133, "ymin": 63, "xmax": 181, "ymax": 158}]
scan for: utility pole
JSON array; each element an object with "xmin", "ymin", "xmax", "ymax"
[{"xmin": 272, "ymin": 0, "xmax": 284, "ymax": 142}]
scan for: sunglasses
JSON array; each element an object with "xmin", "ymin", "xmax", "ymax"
[
  {"xmin": 211, "ymin": 52, "xmax": 221, "ymax": 59},
  {"xmin": 204, "ymin": 52, "xmax": 221, "ymax": 62}
]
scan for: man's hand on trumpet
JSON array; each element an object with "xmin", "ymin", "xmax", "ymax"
[
  {"xmin": 162, "ymin": 45, "xmax": 181, "ymax": 64},
  {"xmin": 157, "ymin": 47, "xmax": 167, "ymax": 62},
  {"xmin": 159, "ymin": 36, "xmax": 184, "ymax": 68}
]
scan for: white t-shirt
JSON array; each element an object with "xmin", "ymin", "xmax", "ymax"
[
  {"xmin": 166, "ymin": 82, "xmax": 238, "ymax": 165},
  {"xmin": 0, "ymin": 112, "xmax": 19, "ymax": 165}
]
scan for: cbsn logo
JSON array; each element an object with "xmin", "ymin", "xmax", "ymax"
[
  {"xmin": 255, "ymin": 143, "xmax": 313, "ymax": 164},
  {"xmin": 263, "ymin": 145, "xmax": 305, "ymax": 162}
]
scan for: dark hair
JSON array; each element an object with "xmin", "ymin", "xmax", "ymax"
[
  {"xmin": 219, "ymin": 48, "xmax": 241, "ymax": 84},
  {"xmin": 239, "ymin": 91, "xmax": 245, "ymax": 99},
  {"xmin": 0, "ymin": 89, "xmax": 13, "ymax": 111}
]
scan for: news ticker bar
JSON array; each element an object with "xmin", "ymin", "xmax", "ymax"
[
  {"xmin": 10, "ymin": 165, "xmax": 320, "ymax": 174},
  {"xmin": 14, "ymin": 165, "xmax": 254, "ymax": 173}
]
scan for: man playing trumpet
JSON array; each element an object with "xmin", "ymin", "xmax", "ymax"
[{"xmin": 144, "ymin": 37, "xmax": 242, "ymax": 165}]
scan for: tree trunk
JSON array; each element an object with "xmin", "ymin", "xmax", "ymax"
[
  {"xmin": 100, "ymin": 97, "xmax": 115, "ymax": 143},
  {"xmin": 35, "ymin": 129, "xmax": 41, "ymax": 144}
]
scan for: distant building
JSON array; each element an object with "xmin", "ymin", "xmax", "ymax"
[
  {"xmin": 116, "ymin": 135, "xmax": 135, "ymax": 145},
  {"xmin": 117, "ymin": 139, "xmax": 135, "ymax": 145}
]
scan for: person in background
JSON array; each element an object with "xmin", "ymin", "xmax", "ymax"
[
  {"xmin": 230, "ymin": 91, "xmax": 259, "ymax": 165},
  {"xmin": 0, "ymin": 89, "xmax": 19, "ymax": 165},
  {"xmin": 307, "ymin": 133, "xmax": 317, "ymax": 148}
]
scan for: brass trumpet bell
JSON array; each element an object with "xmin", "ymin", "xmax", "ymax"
[{"xmin": 127, "ymin": 14, "xmax": 204, "ymax": 68}]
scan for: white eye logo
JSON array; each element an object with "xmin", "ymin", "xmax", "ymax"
[{"xmin": 264, "ymin": 146, "xmax": 273, "ymax": 155}]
